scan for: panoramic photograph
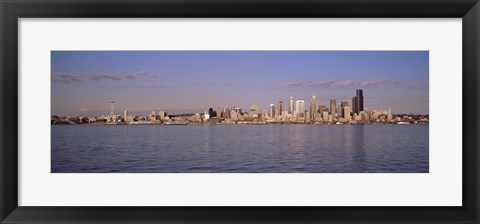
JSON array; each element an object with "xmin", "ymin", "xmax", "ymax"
[{"xmin": 51, "ymin": 51, "xmax": 429, "ymax": 173}]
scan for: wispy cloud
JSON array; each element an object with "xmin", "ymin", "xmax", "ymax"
[
  {"xmin": 407, "ymin": 83, "xmax": 429, "ymax": 90},
  {"xmin": 52, "ymin": 70, "xmax": 158, "ymax": 83},
  {"xmin": 107, "ymin": 84, "xmax": 166, "ymax": 89},
  {"xmin": 191, "ymin": 81, "xmax": 221, "ymax": 87},
  {"xmin": 274, "ymin": 79, "xmax": 403, "ymax": 90},
  {"xmin": 87, "ymin": 72, "xmax": 122, "ymax": 81},
  {"xmin": 275, "ymin": 82, "xmax": 303, "ymax": 90},
  {"xmin": 192, "ymin": 81, "xmax": 253, "ymax": 87},
  {"xmin": 307, "ymin": 79, "xmax": 402, "ymax": 89},
  {"xmin": 51, "ymin": 72, "xmax": 83, "ymax": 84}
]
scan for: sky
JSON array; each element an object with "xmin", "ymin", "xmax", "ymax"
[{"xmin": 51, "ymin": 51, "xmax": 429, "ymax": 117}]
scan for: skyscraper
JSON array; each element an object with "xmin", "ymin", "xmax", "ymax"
[
  {"xmin": 387, "ymin": 107, "xmax": 393, "ymax": 121},
  {"xmin": 330, "ymin": 99, "xmax": 336, "ymax": 117},
  {"xmin": 344, "ymin": 105, "xmax": 351, "ymax": 122},
  {"xmin": 159, "ymin": 111, "xmax": 166, "ymax": 119},
  {"xmin": 340, "ymin": 101, "xmax": 349, "ymax": 118},
  {"xmin": 270, "ymin": 104, "xmax": 275, "ymax": 118},
  {"xmin": 224, "ymin": 107, "xmax": 231, "ymax": 119},
  {"xmin": 250, "ymin": 105, "xmax": 259, "ymax": 115},
  {"xmin": 322, "ymin": 111, "xmax": 329, "ymax": 122},
  {"xmin": 149, "ymin": 111, "xmax": 156, "ymax": 121},
  {"xmin": 295, "ymin": 100, "xmax": 305, "ymax": 117},
  {"xmin": 319, "ymin": 105, "xmax": 326, "ymax": 118},
  {"xmin": 204, "ymin": 110, "xmax": 210, "ymax": 120},
  {"xmin": 289, "ymin": 96, "xmax": 294, "ymax": 114},
  {"xmin": 278, "ymin": 101, "xmax": 283, "ymax": 115},
  {"xmin": 123, "ymin": 110, "xmax": 128, "ymax": 122},
  {"xmin": 208, "ymin": 108, "xmax": 216, "ymax": 118},
  {"xmin": 356, "ymin": 89, "xmax": 364, "ymax": 113},
  {"xmin": 235, "ymin": 107, "xmax": 242, "ymax": 115},
  {"xmin": 337, "ymin": 104, "xmax": 341, "ymax": 118},
  {"xmin": 310, "ymin": 95, "xmax": 317, "ymax": 120},
  {"xmin": 352, "ymin": 96, "xmax": 357, "ymax": 114}
]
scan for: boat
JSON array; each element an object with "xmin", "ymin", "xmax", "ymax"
[{"xmin": 396, "ymin": 121, "xmax": 410, "ymax": 125}]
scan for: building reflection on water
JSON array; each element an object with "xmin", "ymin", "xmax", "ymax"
[{"xmin": 345, "ymin": 126, "xmax": 366, "ymax": 172}]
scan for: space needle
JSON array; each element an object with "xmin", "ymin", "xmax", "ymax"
[{"xmin": 110, "ymin": 99, "xmax": 115, "ymax": 122}]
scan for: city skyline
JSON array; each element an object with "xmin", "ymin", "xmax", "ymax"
[
  {"xmin": 51, "ymin": 51, "xmax": 429, "ymax": 116},
  {"xmin": 52, "ymin": 88, "xmax": 429, "ymax": 126}
]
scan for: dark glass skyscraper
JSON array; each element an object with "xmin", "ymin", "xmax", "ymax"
[
  {"xmin": 356, "ymin": 89, "xmax": 364, "ymax": 113},
  {"xmin": 278, "ymin": 101, "xmax": 283, "ymax": 114},
  {"xmin": 208, "ymin": 108, "xmax": 217, "ymax": 118}
]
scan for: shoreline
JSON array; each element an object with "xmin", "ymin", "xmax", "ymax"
[{"xmin": 51, "ymin": 122, "xmax": 428, "ymax": 126}]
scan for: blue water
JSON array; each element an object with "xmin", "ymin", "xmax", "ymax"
[{"xmin": 51, "ymin": 124, "xmax": 428, "ymax": 173}]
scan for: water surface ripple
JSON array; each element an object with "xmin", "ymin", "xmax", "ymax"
[{"xmin": 51, "ymin": 125, "xmax": 429, "ymax": 173}]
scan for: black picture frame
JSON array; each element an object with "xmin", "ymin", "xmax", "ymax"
[{"xmin": 1, "ymin": 0, "xmax": 479, "ymax": 223}]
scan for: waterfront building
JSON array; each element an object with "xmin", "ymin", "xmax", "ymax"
[
  {"xmin": 289, "ymin": 96, "xmax": 294, "ymax": 114},
  {"xmin": 262, "ymin": 110, "xmax": 268, "ymax": 118},
  {"xmin": 159, "ymin": 111, "xmax": 166, "ymax": 119},
  {"xmin": 356, "ymin": 89, "xmax": 364, "ymax": 113},
  {"xmin": 230, "ymin": 110, "xmax": 238, "ymax": 120},
  {"xmin": 337, "ymin": 117, "xmax": 347, "ymax": 123},
  {"xmin": 204, "ymin": 110, "xmax": 210, "ymax": 120},
  {"xmin": 360, "ymin": 111, "xmax": 369, "ymax": 122},
  {"xmin": 387, "ymin": 108, "xmax": 393, "ymax": 121},
  {"xmin": 216, "ymin": 107, "xmax": 222, "ymax": 118},
  {"xmin": 295, "ymin": 100, "xmax": 305, "ymax": 117},
  {"xmin": 250, "ymin": 105, "xmax": 259, "ymax": 115},
  {"xmin": 319, "ymin": 105, "xmax": 326, "ymax": 118},
  {"xmin": 123, "ymin": 110, "xmax": 128, "ymax": 121},
  {"xmin": 149, "ymin": 111, "xmax": 156, "ymax": 121},
  {"xmin": 330, "ymin": 99, "xmax": 336, "ymax": 118},
  {"xmin": 220, "ymin": 111, "xmax": 227, "ymax": 119},
  {"xmin": 237, "ymin": 112, "xmax": 245, "ymax": 121},
  {"xmin": 353, "ymin": 113, "xmax": 360, "ymax": 121},
  {"xmin": 224, "ymin": 107, "xmax": 231, "ymax": 119},
  {"xmin": 323, "ymin": 111, "xmax": 329, "ymax": 122},
  {"xmin": 88, "ymin": 117, "xmax": 97, "ymax": 123},
  {"xmin": 235, "ymin": 107, "xmax": 242, "ymax": 115}
]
